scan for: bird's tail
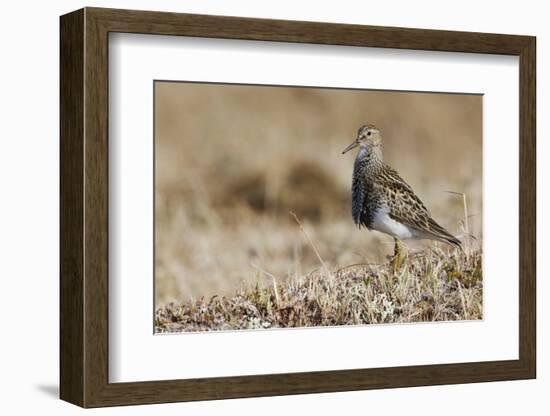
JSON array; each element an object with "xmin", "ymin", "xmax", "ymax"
[{"xmin": 427, "ymin": 218, "xmax": 463, "ymax": 251}]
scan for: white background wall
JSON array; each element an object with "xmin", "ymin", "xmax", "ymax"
[{"xmin": 0, "ymin": 0, "xmax": 545, "ymax": 414}]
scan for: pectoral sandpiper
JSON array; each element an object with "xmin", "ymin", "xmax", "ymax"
[{"xmin": 342, "ymin": 123, "xmax": 461, "ymax": 267}]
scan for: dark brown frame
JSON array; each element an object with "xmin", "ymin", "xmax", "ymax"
[{"xmin": 60, "ymin": 7, "xmax": 536, "ymax": 408}]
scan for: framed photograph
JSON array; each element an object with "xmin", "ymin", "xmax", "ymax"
[{"xmin": 60, "ymin": 7, "xmax": 536, "ymax": 408}]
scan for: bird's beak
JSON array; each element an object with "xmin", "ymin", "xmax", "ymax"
[{"xmin": 342, "ymin": 140, "xmax": 359, "ymax": 154}]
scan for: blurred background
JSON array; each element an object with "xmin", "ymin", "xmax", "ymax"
[{"xmin": 155, "ymin": 82, "xmax": 482, "ymax": 306}]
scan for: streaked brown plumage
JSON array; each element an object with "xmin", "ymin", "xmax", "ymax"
[{"xmin": 342, "ymin": 123, "xmax": 462, "ymax": 251}]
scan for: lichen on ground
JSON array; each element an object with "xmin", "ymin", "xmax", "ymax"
[{"xmin": 155, "ymin": 248, "xmax": 482, "ymax": 333}]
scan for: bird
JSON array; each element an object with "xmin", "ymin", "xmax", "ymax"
[{"xmin": 342, "ymin": 123, "xmax": 462, "ymax": 267}]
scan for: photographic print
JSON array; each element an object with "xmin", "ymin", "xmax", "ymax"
[
  {"xmin": 60, "ymin": 9, "xmax": 535, "ymax": 406},
  {"xmin": 154, "ymin": 81, "xmax": 483, "ymax": 333}
]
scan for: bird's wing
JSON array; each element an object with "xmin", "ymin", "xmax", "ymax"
[
  {"xmin": 377, "ymin": 166, "xmax": 431, "ymax": 230},
  {"xmin": 377, "ymin": 166, "xmax": 461, "ymax": 248}
]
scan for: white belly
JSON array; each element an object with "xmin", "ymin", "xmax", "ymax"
[{"xmin": 370, "ymin": 208, "xmax": 418, "ymax": 240}]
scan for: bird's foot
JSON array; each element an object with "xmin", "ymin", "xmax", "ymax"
[{"xmin": 390, "ymin": 238, "xmax": 406, "ymax": 272}]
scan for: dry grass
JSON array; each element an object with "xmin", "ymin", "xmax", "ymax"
[{"xmin": 155, "ymin": 247, "xmax": 482, "ymax": 332}]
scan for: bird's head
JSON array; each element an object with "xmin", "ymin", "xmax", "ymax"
[{"xmin": 342, "ymin": 124, "xmax": 382, "ymax": 154}]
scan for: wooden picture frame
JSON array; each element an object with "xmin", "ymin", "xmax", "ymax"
[{"xmin": 60, "ymin": 7, "xmax": 536, "ymax": 408}]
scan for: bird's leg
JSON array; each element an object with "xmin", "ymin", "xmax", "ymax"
[{"xmin": 391, "ymin": 237, "xmax": 404, "ymax": 272}]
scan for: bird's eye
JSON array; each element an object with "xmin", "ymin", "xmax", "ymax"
[{"xmin": 367, "ymin": 132, "xmax": 372, "ymax": 136}]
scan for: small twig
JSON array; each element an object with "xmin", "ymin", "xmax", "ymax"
[
  {"xmin": 250, "ymin": 263, "xmax": 281, "ymax": 307},
  {"xmin": 445, "ymin": 191, "xmax": 472, "ymax": 256},
  {"xmin": 455, "ymin": 279, "xmax": 469, "ymax": 320},
  {"xmin": 289, "ymin": 211, "xmax": 331, "ymax": 277},
  {"xmin": 335, "ymin": 262, "xmax": 378, "ymax": 278},
  {"xmin": 445, "ymin": 191, "xmax": 469, "ymax": 234}
]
